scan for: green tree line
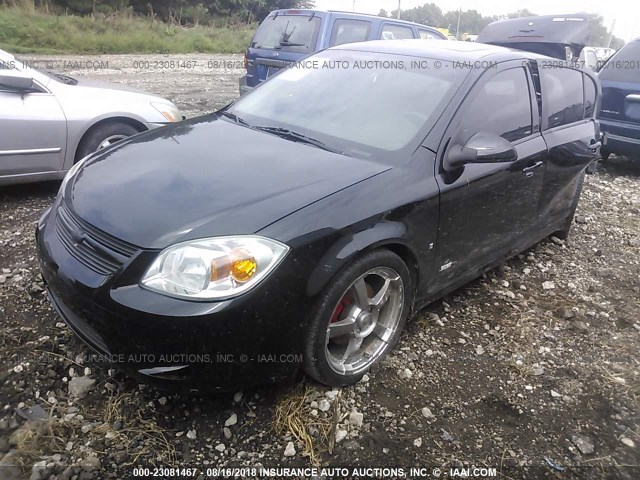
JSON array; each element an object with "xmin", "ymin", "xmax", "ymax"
[
  {"xmin": 382, "ymin": 3, "xmax": 626, "ymax": 49},
  {"xmin": 1, "ymin": 0, "xmax": 314, "ymax": 24}
]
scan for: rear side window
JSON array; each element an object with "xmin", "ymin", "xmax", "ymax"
[
  {"xmin": 381, "ymin": 24, "xmax": 414, "ymax": 40},
  {"xmin": 599, "ymin": 42, "xmax": 640, "ymax": 82},
  {"xmin": 540, "ymin": 67, "xmax": 584, "ymax": 129},
  {"xmin": 251, "ymin": 15, "xmax": 321, "ymax": 53},
  {"xmin": 584, "ymin": 74, "xmax": 597, "ymax": 118},
  {"xmin": 330, "ymin": 19, "xmax": 372, "ymax": 47},
  {"xmin": 457, "ymin": 68, "xmax": 533, "ymax": 143}
]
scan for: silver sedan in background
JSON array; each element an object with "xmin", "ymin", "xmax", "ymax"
[{"xmin": 0, "ymin": 49, "xmax": 182, "ymax": 186}]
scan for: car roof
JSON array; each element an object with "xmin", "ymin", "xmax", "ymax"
[
  {"xmin": 331, "ymin": 38, "xmax": 549, "ymax": 62},
  {"xmin": 270, "ymin": 9, "xmax": 442, "ymax": 31}
]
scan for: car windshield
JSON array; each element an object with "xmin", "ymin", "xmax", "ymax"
[
  {"xmin": 251, "ymin": 14, "xmax": 321, "ymax": 53},
  {"xmin": 229, "ymin": 50, "xmax": 467, "ymax": 159},
  {"xmin": 9, "ymin": 55, "xmax": 77, "ymax": 84}
]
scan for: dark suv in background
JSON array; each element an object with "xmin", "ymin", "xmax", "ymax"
[
  {"xmin": 239, "ymin": 9, "xmax": 445, "ymax": 95},
  {"xmin": 598, "ymin": 38, "xmax": 640, "ymax": 161}
]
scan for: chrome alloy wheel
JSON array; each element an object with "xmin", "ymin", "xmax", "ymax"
[
  {"xmin": 325, "ymin": 266, "xmax": 404, "ymax": 376},
  {"xmin": 97, "ymin": 134, "xmax": 128, "ymax": 150}
]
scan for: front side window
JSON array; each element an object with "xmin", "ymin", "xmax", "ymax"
[
  {"xmin": 330, "ymin": 19, "xmax": 372, "ymax": 47},
  {"xmin": 457, "ymin": 68, "xmax": 533, "ymax": 143},
  {"xmin": 229, "ymin": 51, "xmax": 468, "ymax": 158},
  {"xmin": 381, "ymin": 24, "xmax": 414, "ymax": 40},
  {"xmin": 540, "ymin": 66, "xmax": 584, "ymax": 129},
  {"xmin": 251, "ymin": 15, "xmax": 321, "ymax": 53}
]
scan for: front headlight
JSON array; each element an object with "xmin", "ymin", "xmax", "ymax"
[
  {"xmin": 151, "ymin": 102, "xmax": 181, "ymax": 123},
  {"xmin": 140, "ymin": 236, "xmax": 289, "ymax": 300},
  {"xmin": 59, "ymin": 154, "xmax": 90, "ymax": 195}
]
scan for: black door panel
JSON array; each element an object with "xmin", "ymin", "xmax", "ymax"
[
  {"xmin": 435, "ymin": 135, "xmax": 547, "ymax": 285},
  {"xmin": 433, "ymin": 63, "xmax": 546, "ymax": 287},
  {"xmin": 539, "ymin": 121, "xmax": 598, "ymax": 230}
]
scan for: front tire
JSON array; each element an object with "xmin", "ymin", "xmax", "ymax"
[
  {"xmin": 76, "ymin": 121, "xmax": 141, "ymax": 161},
  {"xmin": 303, "ymin": 249, "xmax": 412, "ymax": 387}
]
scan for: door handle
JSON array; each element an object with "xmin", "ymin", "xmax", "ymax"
[
  {"xmin": 522, "ymin": 161, "xmax": 543, "ymax": 177},
  {"xmin": 626, "ymin": 94, "xmax": 640, "ymax": 103}
]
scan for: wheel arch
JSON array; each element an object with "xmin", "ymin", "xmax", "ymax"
[
  {"xmin": 306, "ymin": 221, "xmax": 420, "ymax": 300},
  {"xmin": 73, "ymin": 116, "xmax": 148, "ymax": 162}
]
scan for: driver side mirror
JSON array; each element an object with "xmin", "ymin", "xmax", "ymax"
[
  {"xmin": 445, "ymin": 132, "xmax": 518, "ymax": 170},
  {"xmin": 0, "ymin": 74, "xmax": 35, "ymax": 91}
]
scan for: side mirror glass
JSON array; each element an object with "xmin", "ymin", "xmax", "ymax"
[
  {"xmin": 0, "ymin": 74, "xmax": 34, "ymax": 91},
  {"xmin": 446, "ymin": 132, "xmax": 518, "ymax": 169}
]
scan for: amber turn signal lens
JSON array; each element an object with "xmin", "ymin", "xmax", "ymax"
[
  {"xmin": 231, "ymin": 257, "xmax": 257, "ymax": 283},
  {"xmin": 210, "ymin": 250, "xmax": 258, "ymax": 283}
]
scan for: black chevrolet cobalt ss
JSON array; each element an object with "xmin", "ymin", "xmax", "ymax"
[{"xmin": 36, "ymin": 34, "xmax": 602, "ymax": 389}]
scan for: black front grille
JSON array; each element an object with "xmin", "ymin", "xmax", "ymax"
[{"xmin": 55, "ymin": 203, "xmax": 138, "ymax": 275}]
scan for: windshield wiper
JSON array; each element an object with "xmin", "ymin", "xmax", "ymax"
[
  {"xmin": 220, "ymin": 110, "xmax": 251, "ymax": 127},
  {"xmin": 254, "ymin": 126, "xmax": 343, "ymax": 154},
  {"xmin": 278, "ymin": 41, "xmax": 305, "ymax": 47}
]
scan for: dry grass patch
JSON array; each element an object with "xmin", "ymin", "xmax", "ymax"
[{"xmin": 272, "ymin": 385, "xmax": 340, "ymax": 466}]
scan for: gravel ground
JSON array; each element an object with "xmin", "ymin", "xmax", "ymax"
[{"xmin": 0, "ymin": 55, "xmax": 639, "ymax": 480}]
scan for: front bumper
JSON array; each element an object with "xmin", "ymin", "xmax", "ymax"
[{"xmin": 35, "ymin": 199, "xmax": 306, "ymax": 390}]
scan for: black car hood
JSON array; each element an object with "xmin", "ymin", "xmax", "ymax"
[
  {"xmin": 68, "ymin": 116, "xmax": 389, "ymax": 249},
  {"xmin": 477, "ymin": 14, "xmax": 590, "ymax": 60}
]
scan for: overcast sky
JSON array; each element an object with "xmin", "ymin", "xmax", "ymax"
[{"xmin": 313, "ymin": 0, "xmax": 639, "ymax": 42}]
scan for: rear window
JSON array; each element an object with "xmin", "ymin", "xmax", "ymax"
[
  {"xmin": 540, "ymin": 66, "xmax": 584, "ymax": 129},
  {"xmin": 599, "ymin": 42, "xmax": 640, "ymax": 82},
  {"xmin": 381, "ymin": 24, "xmax": 414, "ymax": 40},
  {"xmin": 251, "ymin": 15, "xmax": 321, "ymax": 53},
  {"xmin": 330, "ymin": 19, "xmax": 372, "ymax": 47}
]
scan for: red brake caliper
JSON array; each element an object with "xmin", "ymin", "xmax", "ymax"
[{"xmin": 331, "ymin": 295, "xmax": 352, "ymax": 323}]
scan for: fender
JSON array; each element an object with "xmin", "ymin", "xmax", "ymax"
[
  {"xmin": 306, "ymin": 221, "xmax": 411, "ymax": 297},
  {"xmin": 62, "ymin": 112, "xmax": 153, "ymax": 170}
]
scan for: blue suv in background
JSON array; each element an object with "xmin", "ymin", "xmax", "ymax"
[
  {"xmin": 239, "ymin": 9, "xmax": 446, "ymax": 95},
  {"xmin": 598, "ymin": 38, "xmax": 640, "ymax": 161}
]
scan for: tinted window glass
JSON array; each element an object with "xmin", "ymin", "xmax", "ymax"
[
  {"xmin": 600, "ymin": 42, "xmax": 640, "ymax": 82},
  {"xmin": 381, "ymin": 24, "xmax": 414, "ymax": 40},
  {"xmin": 458, "ymin": 68, "xmax": 533, "ymax": 143},
  {"xmin": 541, "ymin": 66, "xmax": 584, "ymax": 128},
  {"xmin": 599, "ymin": 42, "xmax": 640, "ymax": 82},
  {"xmin": 584, "ymin": 74, "xmax": 597, "ymax": 118},
  {"xmin": 330, "ymin": 19, "xmax": 372, "ymax": 47},
  {"xmin": 251, "ymin": 15, "xmax": 321, "ymax": 53},
  {"xmin": 230, "ymin": 51, "xmax": 467, "ymax": 157}
]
